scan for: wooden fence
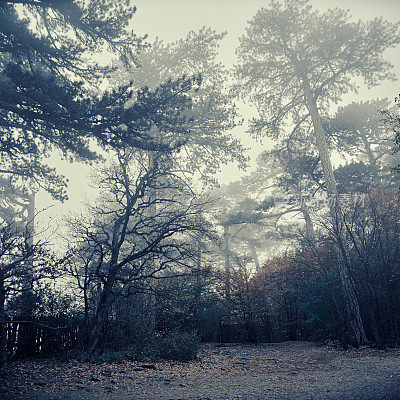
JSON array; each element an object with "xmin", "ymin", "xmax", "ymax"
[{"xmin": 5, "ymin": 318, "xmax": 80, "ymax": 358}]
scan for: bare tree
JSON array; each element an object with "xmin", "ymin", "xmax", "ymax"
[{"xmin": 69, "ymin": 149, "xmax": 212, "ymax": 358}]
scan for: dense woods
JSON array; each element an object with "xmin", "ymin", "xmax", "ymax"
[{"xmin": 1, "ymin": 0, "xmax": 400, "ymax": 374}]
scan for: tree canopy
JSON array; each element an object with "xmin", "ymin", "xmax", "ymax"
[
  {"xmin": 112, "ymin": 28, "xmax": 246, "ymax": 182},
  {"xmin": 235, "ymin": 0, "xmax": 400, "ymax": 140},
  {"xmin": 0, "ymin": 1, "xmax": 200, "ymax": 200}
]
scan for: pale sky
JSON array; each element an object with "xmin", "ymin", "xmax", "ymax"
[{"xmin": 36, "ymin": 0, "xmax": 400, "ymax": 242}]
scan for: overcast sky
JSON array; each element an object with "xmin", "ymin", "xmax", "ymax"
[{"xmin": 36, "ymin": 0, "xmax": 400, "ymax": 241}]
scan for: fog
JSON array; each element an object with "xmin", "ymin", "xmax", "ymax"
[{"xmin": 1, "ymin": 1, "xmax": 400, "ymax": 397}]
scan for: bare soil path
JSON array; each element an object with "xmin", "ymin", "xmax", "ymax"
[{"xmin": 1, "ymin": 342, "xmax": 400, "ymax": 400}]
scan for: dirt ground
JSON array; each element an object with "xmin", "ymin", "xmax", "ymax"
[{"xmin": 1, "ymin": 341, "xmax": 400, "ymax": 400}]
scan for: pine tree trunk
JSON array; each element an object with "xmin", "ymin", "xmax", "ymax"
[
  {"xmin": 144, "ymin": 153, "xmax": 157, "ymax": 340},
  {"xmin": 0, "ymin": 270, "xmax": 7, "ymax": 367},
  {"xmin": 249, "ymin": 243, "xmax": 261, "ymax": 272},
  {"xmin": 22, "ymin": 192, "xmax": 35, "ymax": 291},
  {"xmin": 359, "ymin": 130, "xmax": 376, "ymax": 169},
  {"xmin": 303, "ymin": 84, "xmax": 367, "ymax": 346},
  {"xmin": 223, "ymin": 225, "xmax": 231, "ymax": 300},
  {"xmin": 299, "ymin": 191, "xmax": 316, "ymax": 245}
]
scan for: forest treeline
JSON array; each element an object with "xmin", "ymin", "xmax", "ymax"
[{"xmin": 1, "ymin": 0, "xmax": 400, "ymax": 367}]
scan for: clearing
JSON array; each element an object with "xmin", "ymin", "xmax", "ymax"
[{"xmin": 1, "ymin": 341, "xmax": 400, "ymax": 400}]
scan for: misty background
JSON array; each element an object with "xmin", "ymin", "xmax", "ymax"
[{"xmin": 36, "ymin": 0, "xmax": 400, "ymax": 246}]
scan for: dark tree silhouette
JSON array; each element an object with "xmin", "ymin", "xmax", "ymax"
[{"xmin": 69, "ymin": 150, "xmax": 212, "ymax": 358}]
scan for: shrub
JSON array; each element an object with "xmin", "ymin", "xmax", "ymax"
[
  {"xmin": 157, "ymin": 331, "xmax": 199, "ymax": 361},
  {"xmin": 98, "ymin": 331, "xmax": 199, "ymax": 363},
  {"xmin": 98, "ymin": 350, "xmax": 129, "ymax": 363}
]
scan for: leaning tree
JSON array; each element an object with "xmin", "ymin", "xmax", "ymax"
[{"xmin": 235, "ymin": 0, "xmax": 400, "ymax": 345}]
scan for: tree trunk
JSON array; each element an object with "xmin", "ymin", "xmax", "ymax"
[
  {"xmin": 359, "ymin": 130, "xmax": 381, "ymax": 183},
  {"xmin": 22, "ymin": 191, "xmax": 35, "ymax": 291},
  {"xmin": 303, "ymin": 82, "xmax": 367, "ymax": 346},
  {"xmin": 249, "ymin": 243, "xmax": 261, "ymax": 272},
  {"xmin": 84, "ymin": 296, "xmax": 108, "ymax": 359},
  {"xmin": 0, "ymin": 270, "xmax": 7, "ymax": 367},
  {"xmin": 359, "ymin": 130, "xmax": 376, "ymax": 169},
  {"xmin": 223, "ymin": 225, "xmax": 231, "ymax": 300},
  {"xmin": 144, "ymin": 153, "xmax": 157, "ymax": 341},
  {"xmin": 83, "ymin": 267, "xmax": 118, "ymax": 360},
  {"xmin": 144, "ymin": 288, "xmax": 156, "ymax": 340},
  {"xmin": 80, "ymin": 276, "xmax": 90, "ymax": 350},
  {"xmin": 299, "ymin": 192, "xmax": 316, "ymax": 245}
]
